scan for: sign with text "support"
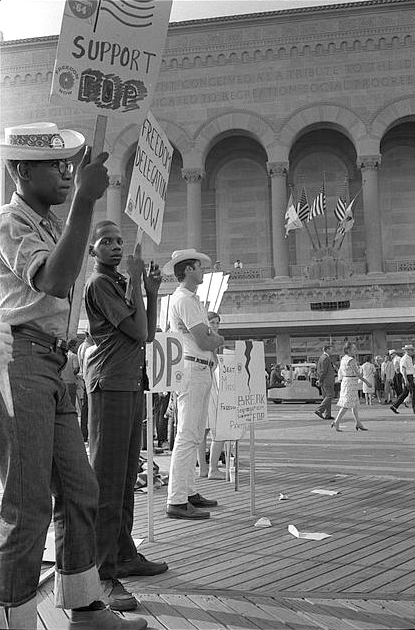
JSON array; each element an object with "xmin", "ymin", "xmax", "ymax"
[
  {"xmin": 146, "ymin": 332, "xmax": 185, "ymax": 393},
  {"xmin": 51, "ymin": 0, "xmax": 172, "ymax": 122},
  {"xmin": 125, "ymin": 112, "xmax": 173, "ymax": 243}
]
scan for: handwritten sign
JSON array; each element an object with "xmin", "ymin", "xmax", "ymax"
[
  {"xmin": 211, "ymin": 352, "xmax": 247, "ymax": 441},
  {"xmin": 125, "ymin": 111, "xmax": 173, "ymax": 243},
  {"xmin": 234, "ymin": 341, "xmax": 268, "ymax": 426},
  {"xmin": 146, "ymin": 332, "xmax": 184, "ymax": 393},
  {"xmin": 51, "ymin": 0, "xmax": 172, "ymax": 122}
]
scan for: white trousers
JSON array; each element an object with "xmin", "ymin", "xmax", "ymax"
[{"xmin": 167, "ymin": 361, "xmax": 213, "ymax": 505}]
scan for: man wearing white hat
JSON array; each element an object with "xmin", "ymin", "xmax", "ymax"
[
  {"xmin": 390, "ymin": 344, "xmax": 415, "ymax": 415},
  {"xmin": 0, "ymin": 123, "xmax": 146, "ymax": 629},
  {"xmin": 163, "ymin": 249, "xmax": 225, "ymax": 519}
]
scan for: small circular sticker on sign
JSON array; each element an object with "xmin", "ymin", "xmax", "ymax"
[
  {"xmin": 68, "ymin": 0, "xmax": 98, "ymax": 20},
  {"xmin": 59, "ymin": 71, "xmax": 75, "ymax": 92}
]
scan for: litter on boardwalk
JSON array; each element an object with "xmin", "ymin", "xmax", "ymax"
[
  {"xmin": 288, "ymin": 524, "xmax": 331, "ymax": 540},
  {"xmin": 279, "ymin": 493, "xmax": 289, "ymax": 501},
  {"xmin": 254, "ymin": 517, "xmax": 272, "ymax": 528},
  {"xmin": 311, "ymin": 489, "xmax": 340, "ymax": 496}
]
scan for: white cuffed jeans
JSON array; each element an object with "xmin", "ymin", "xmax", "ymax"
[{"xmin": 167, "ymin": 361, "xmax": 213, "ymax": 505}]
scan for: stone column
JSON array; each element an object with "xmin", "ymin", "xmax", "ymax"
[
  {"xmin": 358, "ymin": 155, "xmax": 383, "ymax": 274},
  {"xmin": 106, "ymin": 174, "xmax": 122, "ymax": 225},
  {"xmin": 182, "ymin": 168, "xmax": 204, "ymax": 249},
  {"xmin": 276, "ymin": 333, "xmax": 291, "ymax": 366},
  {"xmin": 267, "ymin": 161, "xmax": 289, "ymax": 278}
]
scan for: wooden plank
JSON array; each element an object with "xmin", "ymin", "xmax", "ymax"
[
  {"xmin": 159, "ymin": 593, "xmax": 223, "ymax": 630},
  {"xmin": 187, "ymin": 594, "xmax": 265, "ymax": 630},
  {"xmin": 67, "ymin": 114, "xmax": 107, "ymax": 339},
  {"xmin": 137, "ymin": 593, "xmax": 200, "ymax": 630}
]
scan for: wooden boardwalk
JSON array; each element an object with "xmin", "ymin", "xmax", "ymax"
[{"xmin": 36, "ymin": 404, "xmax": 415, "ymax": 629}]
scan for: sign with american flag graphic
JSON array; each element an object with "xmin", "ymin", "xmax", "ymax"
[{"xmin": 51, "ymin": 0, "xmax": 172, "ymax": 121}]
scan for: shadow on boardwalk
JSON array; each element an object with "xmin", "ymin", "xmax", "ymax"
[{"xmin": 38, "ymin": 404, "xmax": 415, "ymax": 629}]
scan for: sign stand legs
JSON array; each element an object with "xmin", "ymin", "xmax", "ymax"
[
  {"xmin": 146, "ymin": 391, "xmax": 154, "ymax": 542},
  {"xmin": 249, "ymin": 424, "xmax": 256, "ymax": 515}
]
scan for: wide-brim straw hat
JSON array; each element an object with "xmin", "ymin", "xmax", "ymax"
[
  {"xmin": 402, "ymin": 344, "xmax": 415, "ymax": 351},
  {"xmin": 0, "ymin": 122, "xmax": 85, "ymax": 160},
  {"xmin": 388, "ymin": 349, "xmax": 397, "ymax": 355},
  {"xmin": 163, "ymin": 248, "xmax": 212, "ymax": 275}
]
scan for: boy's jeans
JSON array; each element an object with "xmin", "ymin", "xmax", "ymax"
[{"xmin": 0, "ymin": 336, "xmax": 101, "ymax": 608}]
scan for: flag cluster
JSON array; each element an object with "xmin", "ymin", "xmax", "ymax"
[{"xmin": 283, "ymin": 178, "xmax": 358, "ymax": 249}]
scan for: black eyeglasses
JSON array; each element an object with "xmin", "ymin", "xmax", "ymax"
[{"xmin": 34, "ymin": 159, "xmax": 74, "ymax": 175}]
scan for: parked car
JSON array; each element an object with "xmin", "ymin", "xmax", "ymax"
[{"xmin": 268, "ymin": 363, "xmax": 322, "ymax": 403}]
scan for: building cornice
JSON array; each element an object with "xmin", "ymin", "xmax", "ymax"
[{"xmin": 0, "ymin": 0, "xmax": 413, "ymax": 46}]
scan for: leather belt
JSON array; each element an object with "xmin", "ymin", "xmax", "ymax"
[
  {"xmin": 11, "ymin": 325, "xmax": 69, "ymax": 352},
  {"xmin": 184, "ymin": 355, "xmax": 215, "ymax": 368}
]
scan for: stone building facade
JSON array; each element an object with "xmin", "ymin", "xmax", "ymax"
[{"xmin": 1, "ymin": 0, "xmax": 414, "ymax": 364}]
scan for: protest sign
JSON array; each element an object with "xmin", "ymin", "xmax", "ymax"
[
  {"xmin": 234, "ymin": 340, "xmax": 268, "ymax": 426},
  {"xmin": 146, "ymin": 332, "xmax": 185, "ymax": 393},
  {"xmin": 211, "ymin": 352, "xmax": 246, "ymax": 441},
  {"xmin": 125, "ymin": 111, "xmax": 173, "ymax": 243},
  {"xmin": 50, "ymin": 0, "xmax": 172, "ymax": 123}
]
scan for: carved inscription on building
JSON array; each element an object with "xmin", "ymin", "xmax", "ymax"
[{"xmin": 152, "ymin": 57, "xmax": 415, "ymax": 108}]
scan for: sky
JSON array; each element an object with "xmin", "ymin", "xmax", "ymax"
[{"xmin": 0, "ymin": 0, "xmax": 364, "ymax": 41}]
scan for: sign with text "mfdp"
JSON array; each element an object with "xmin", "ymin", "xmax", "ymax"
[
  {"xmin": 146, "ymin": 332, "xmax": 185, "ymax": 393},
  {"xmin": 51, "ymin": 0, "xmax": 172, "ymax": 122},
  {"xmin": 125, "ymin": 111, "xmax": 173, "ymax": 243}
]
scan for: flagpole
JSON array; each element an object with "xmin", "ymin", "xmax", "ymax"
[
  {"xmin": 334, "ymin": 184, "xmax": 365, "ymax": 252},
  {"xmin": 311, "ymin": 215, "xmax": 322, "ymax": 249},
  {"xmin": 290, "ymin": 184, "xmax": 317, "ymax": 252},
  {"xmin": 331, "ymin": 176, "xmax": 348, "ymax": 248},
  {"xmin": 323, "ymin": 172, "xmax": 328, "ymax": 248}
]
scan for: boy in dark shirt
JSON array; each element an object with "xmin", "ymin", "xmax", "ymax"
[{"xmin": 85, "ymin": 221, "xmax": 167, "ymax": 612}]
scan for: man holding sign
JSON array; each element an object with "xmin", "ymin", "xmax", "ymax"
[
  {"xmin": 85, "ymin": 222, "xmax": 167, "ymax": 612},
  {"xmin": 0, "ymin": 124, "xmax": 147, "ymax": 629},
  {"xmin": 163, "ymin": 249, "xmax": 225, "ymax": 520}
]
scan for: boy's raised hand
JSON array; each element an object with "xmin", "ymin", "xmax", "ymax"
[
  {"xmin": 75, "ymin": 146, "xmax": 110, "ymax": 202},
  {"xmin": 126, "ymin": 241, "xmax": 146, "ymax": 281},
  {"xmin": 144, "ymin": 260, "xmax": 162, "ymax": 296}
]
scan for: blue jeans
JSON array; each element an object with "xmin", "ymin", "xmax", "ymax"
[
  {"xmin": 88, "ymin": 388, "xmax": 144, "ymax": 579},
  {"xmin": 0, "ymin": 335, "xmax": 101, "ymax": 608}
]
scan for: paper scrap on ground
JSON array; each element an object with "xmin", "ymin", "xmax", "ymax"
[
  {"xmin": 254, "ymin": 517, "xmax": 272, "ymax": 528},
  {"xmin": 43, "ymin": 533, "xmax": 144, "ymax": 562},
  {"xmin": 335, "ymin": 474, "xmax": 348, "ymax": 478},
  {"xmin": 288, "ymin": 524, "xmax": 331, "ymax": 541},
  {"xmin": 279, "ymin": 493, "xmax": 289, "ymax": 501},
  {"xmin": 311, "ymin": 489, "xmax": 339, "ymax": 496}
]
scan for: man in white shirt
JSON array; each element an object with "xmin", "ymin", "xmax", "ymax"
[
  {"xmin": 390, "ymin": 344, "xmax": 415, "ymax": 414},
  {"xmin": 163, "ymin": 249, "xmax": 225, "ymax": 520}
]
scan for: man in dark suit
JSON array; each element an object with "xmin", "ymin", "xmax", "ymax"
[{"xmin": 315, "ymin": 344, "xmax": 336, "ymax": 420}]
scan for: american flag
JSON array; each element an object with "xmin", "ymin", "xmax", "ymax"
[
  {"xmin": 335, "ymin": 199, "xmax": 355, "ymax": 239},
  {"xmin": 334, "ymin": 196, "xmax": 347, "ymax": 222},
  {"xmin": 308, "ymin": 183, "xmax": 326, "ymax": 221},
  {"xmin": 296, "ymin": 186, "xmax": 309, "ymax": 223},
  {"xmin": 94, "ymin": 0, "xmax": 155, "ymax": 32}
]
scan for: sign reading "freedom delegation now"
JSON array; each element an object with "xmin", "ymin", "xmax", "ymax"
[{"xmin": 125, "ymin": 111, "xmax": 173, "ymax": 244}]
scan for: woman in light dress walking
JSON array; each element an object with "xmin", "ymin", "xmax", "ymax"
[
  {"xmin": 332, "ymin": 341, "xmax": 372, "ymax": 432},
  {"xmin": 361, "ymin": 356, "xmax": 376, "ymax": 405}
]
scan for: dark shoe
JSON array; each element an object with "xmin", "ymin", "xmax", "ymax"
[
  {"xmin": 166, "ymin": 502, "xmax": 210, "ymax": 519},
  {"xmin": 69, "ymin": 605, "xmax": 147, "ymax": 629},
  {"xmin": 314, "ymin": 411, "xmax": 324, "ymax": 419},
  {"xmin": 355, "ymin": 423, "xmax": 368, "ymax": 431},
  {"xmin": 115, "ymin": 553, "xmax": 168, "ymax": 578},
  {"xmin": 103, "ymin": 579, "xmax": 137, "ymax": 612},
  {"xmin": 188, "ymin": 492, "xmax": 218, "ymax": 508},
  {"xmin": 325, "ymin": 416, "xmax": 335, "ymax": 420},
  {"xmin": 390, "ymin": 406, "xmax": 399, "ymax": 414}
]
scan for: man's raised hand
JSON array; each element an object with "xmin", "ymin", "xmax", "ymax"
[{"xmin": 75, "ymin": 147, "xmax": 110, "ymax": 202}]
